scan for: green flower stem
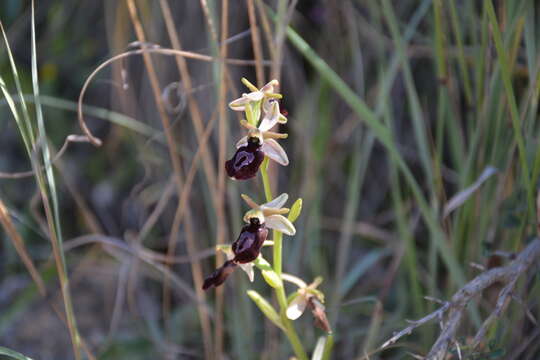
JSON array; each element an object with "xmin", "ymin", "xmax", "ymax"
[
  {"xmin": 261, "ymin": 157, "xmax": 273, "ymax": 201},
  {"xmin": 260, "ymin": 160, "xmax": 308, "ymax": 360},
  {"xmin": 273, "ymin": 229, "xmax": 283, "ymax": 276}
]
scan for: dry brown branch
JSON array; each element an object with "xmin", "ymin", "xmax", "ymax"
[{"xmin": 380, "ymin": 238, "xmax": 540, "ymax": 359}]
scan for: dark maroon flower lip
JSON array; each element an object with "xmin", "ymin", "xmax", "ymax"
[
  {"xmin": 202, "ymin": 260, "xmax": 237, "ymax": 290},
  {"xmin": 232, "ymin": 217, "xmax": 267, "ymax": 263},
  {"xmin": 203, "ymin": 217, "xmax": 268, "ymax": 290},
  {"xmin": 225, "ymin": 138, "xmax": 265, "ymax": 180}
]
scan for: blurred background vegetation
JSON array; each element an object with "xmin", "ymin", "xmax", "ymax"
[{"xmin": 1, "ymin": 0, "xmax": 540, "ymax": 359}]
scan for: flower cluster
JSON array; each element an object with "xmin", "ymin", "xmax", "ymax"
[
  {"xmin": 203, "ymin": 78, "xmax": 331, "ymax": 343},
  {"xmin": 225, "ymin": 79, "xmax": 289, "ymax": 180},
  {"xmin": 202, "ymin": 193, "xmax": 295, "ymax": 289}
]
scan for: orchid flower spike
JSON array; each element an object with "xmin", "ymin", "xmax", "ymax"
[
  {"xmin": 225, "ymin": 109, "xmax": 289, "ymax": 180},
  {"xmin": 285, "ymin": 277, "xmax": 331, "ymax": 333},
  {"xmin": 229, "ymin": 78, "xmax": 282, "ymax": 113},
  {"xmin": 241, "ymin": 193, "xmax": 296, "ymax": 236}
]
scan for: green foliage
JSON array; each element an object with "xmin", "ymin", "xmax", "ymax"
[{"xmin": 1, "ymin": 1, "xmax": 540, "ymax": 359}]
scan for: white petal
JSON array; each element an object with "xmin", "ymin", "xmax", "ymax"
[
  {"xmin": 261, "ymin": 139, "xmax": 289, "ymax": 166},
  {"xmin": 236, "ymin": 136, "xmax": 248, "ymax": 149},
  {"xmin": 244, "ymin": 91, "xmax": 264, "ymax": 102},
  {"xmin": 259, "ymin": 101, "xmax": 280, "ymax": 132},
  {"xmin": 262, "ymin": 193, "xmax": 288, "ymax": 210},
  {"xmin": 239, "ymin": 263, "xmax": 255, "ymax": 282},
  {"xmin": 262, "ymin": 98, "xmax": 273, "ymax": 113},
  {"xmin": 261, "ymin": 80, "xmax": 278, "ymax": 94},
  {"xmin": 265, "ymin": 214, "xmax": 296, "ymax": 236},
  {"xmin": 229, "ymin": 96, "xmax": 250, "ymax": 111},
  {"xmin": 286, "ymin": 295, "xmax": 307, "ymax": 320}
]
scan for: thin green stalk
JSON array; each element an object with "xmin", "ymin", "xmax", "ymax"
[
  {"xmin": 448, "ymin": 0, "xmax": 473, "ymax": 105},
  {"xmin": 273, "ymin": 227, "xmax": 283, "ymax": 278},
  {"xmin": 260, "ymin": 160, "xmax": 308, "ymax": 360},
  {"xmin": 260, "ymin": 157, "xmax": 274, "ymax": 201},
  {"xmin": 485, "ymin": 0, "xmax": 534, "ymax": 219}
]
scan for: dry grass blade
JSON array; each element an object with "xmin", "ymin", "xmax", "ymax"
[
  {"xmin": 0, "ymin": 198, "xmax": 46, "ymax": 295},
  {"xmin": 214, "ymin": 1, "xmax": 231, "ymax": 357},
  {"xmin": 443, "ymin": 166, "xmax": 498, "ymax": 218},
  {"xmin": 247, "ymin": 0, "xmax": 264, "ymax": 86},
  {"xmin": 126, "ymin": 2, "xmax": 216, "ymax": 359}
]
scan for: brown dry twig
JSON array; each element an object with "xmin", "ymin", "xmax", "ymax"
[{"xmin": 380, "ymin": 237, "xmax": 540, "ymax": 359}]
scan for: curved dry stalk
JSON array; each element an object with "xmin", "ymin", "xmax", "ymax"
[
  {"xmin": 380, "ymin": 238, "xmax": 540, "ymax": 359},
  {"xmin": 77, "ymin": 45, "xmax": 270, "ymax": 147},
  {"xmin": 0, "ymin": 135, "xmax": 92, "ymax": 179}
]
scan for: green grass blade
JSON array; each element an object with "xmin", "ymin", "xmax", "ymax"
[
  {"xmin": 485, "ymin": 0, "xmax": 534, "ymax": 219},
  {"xmin": 0, "ymin": 347, "xmax": 34, "ymax": 360},
  {"xmin": 30, "ymin": 1, "xmax": 81, "ymax": 358},
  {"xmin": 381, "ymin": 0, "xmax": 434, "ymax": 188},
  {"xmin": 285, "ymin": 15, "xmax": 468, "ymax": 289},
  {"xmin": 447, "ymin": 0, "xmax": 473, "ymax": 105}
]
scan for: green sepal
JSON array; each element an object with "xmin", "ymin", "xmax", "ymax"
[
  {"xmin": 254, "ymin": 256, "xmax": 283, "ymax": 288},
  {"xmin": 288, "ymin": 198, "xmax": 303, "ymax": 223}
]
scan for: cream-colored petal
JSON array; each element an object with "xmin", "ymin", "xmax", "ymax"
[
  {"xmin": 229, "ymin": 96, "xmax": 250, "ymax": 111},
  {"xmin": 265, "ymin": 214, "xmax": 296, "ymax": 236},
  {"xmin": 239, "ymin": 263, "xmax": 255, "ymax": 282},
  {"xmin": 241, "ymin": 194, "xmax": 261, "ymax": 210},
  {"xmin": 262, "ymin": 98, "xmax": 273, "ymax": 114},
  {"xmin": 261, "ymin": 138, "xmax": 289, "ymax": 166},
  {"xmin": 286, "ymin": 295, "xmax": 307, "ymax": 320},
  {"xmin": 259, "ymin": 101, "xmax": 280, "ymax": 132},
  {"xmin": 236, "ymin": 136, "xmax": 248, "ymax": 149},
  {"xmin": 262, "ymin": 193, "xmax": 288, "ymax": 210},
  {"xmin": 261, "ymin": 79, "xmax": 279, "ymax": 94},
  {"xmin": 244, "ymin": 91, "xmax": 264, "ymax": 102}
]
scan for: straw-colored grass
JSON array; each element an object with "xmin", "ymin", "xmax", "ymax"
[{"xmin": 1, "ymin": 1, "xmax": 540, "ymax": 359}]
